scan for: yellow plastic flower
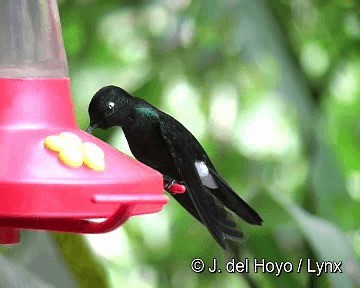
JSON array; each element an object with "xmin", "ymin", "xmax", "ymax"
[
  {"xmin": 58, "ymin": 146, "xmax": 83, "ymax": 168},
  {"xmin": 44, "ymin": 132, "xmax": 105, "ymax": 171},
  {"xmin": 81, "ymin": 142, "xmax": 106, "ymax": 171},
  {"xmin": 44, "ymin": 135, "xmax": 69, "ymax": 152},
  {"xmin": 59, "ymin": 132, "xmax": 82, "ymax": 148}
]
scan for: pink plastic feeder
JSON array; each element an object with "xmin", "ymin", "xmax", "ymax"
[{"xmin": 0, "ymin": 0, "xmax": 169, "ymax": 244}]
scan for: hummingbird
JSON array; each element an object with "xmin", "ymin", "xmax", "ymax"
[{"xmin": 86, "ymin": 85, "xmax": 263, "ymax": 249}]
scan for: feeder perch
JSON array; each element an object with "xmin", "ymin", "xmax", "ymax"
[{"xmin": 0, "ymin": 0, "xmax": 172, "ymax": 244}]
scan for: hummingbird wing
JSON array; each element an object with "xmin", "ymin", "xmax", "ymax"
[
  {"xmin": 158, "ymin": 117, "xmax": 243, "ymax": 249},
  {"xmin": 207, "ymin": 167, "xmax": 263, "ymax": 225}
]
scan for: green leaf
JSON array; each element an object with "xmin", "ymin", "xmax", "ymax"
[
  {"xmin": 247, "ymin": 234, "xmax": 305, "ymax": 287},
  {"xmin": 0, "ymin": 255, "xmax": 55, "ymax": 288},
  {"xmin": 52, "ymin": 233, "xmax": 110, "ymax": 288},
  {"xmin": 311, "ymin": 137, "xmax": 359, "ymax": 229},
  {"xmin": 271, "ymin": 192, "xmax": 360, "ymax": 288}
]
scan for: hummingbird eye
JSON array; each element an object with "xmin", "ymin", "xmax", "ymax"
[{"xmin": 107, "ymin": 101, "xmax": 115, "ymax": 111}]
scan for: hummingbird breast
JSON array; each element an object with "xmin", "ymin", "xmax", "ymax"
[{"xmin": 122, "ymin": 121, "xmax": 181, "ymax": 180}]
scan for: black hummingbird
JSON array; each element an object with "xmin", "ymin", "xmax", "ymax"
[{"xmin": 86, "ymin": 85, "xmax": 263, "ymax": 249}]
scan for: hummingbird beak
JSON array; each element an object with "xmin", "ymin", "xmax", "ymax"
[{"xmin": 86, "ymin": 123, "xmax": 99, "ymax": 134}]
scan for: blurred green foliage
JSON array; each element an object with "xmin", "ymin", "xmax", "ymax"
[{"xmin": 1, "ymin": 0, "xmax": 360, "ymax": 287}]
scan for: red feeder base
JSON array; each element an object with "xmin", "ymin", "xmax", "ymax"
[
  {"xmin": 0, "ymin": 228, "xmax": 20, "ymax": 244},
  {"xmin": 0, "ymin": 78, "xmax": 168, "ymax": 244}
]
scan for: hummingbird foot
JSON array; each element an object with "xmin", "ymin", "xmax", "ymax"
[{"xmin": 164, "ymin": 176, "xmax": 186, "ymax": 194}]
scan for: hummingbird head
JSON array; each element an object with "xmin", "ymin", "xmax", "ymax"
[{"xmin": 86, "ymin": 85, "xmax": 135, "ymax": 133}]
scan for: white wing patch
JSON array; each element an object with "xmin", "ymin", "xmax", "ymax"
[{"xmin": 195, "ymin": 161, "xmax": 218, "ymax": 189}]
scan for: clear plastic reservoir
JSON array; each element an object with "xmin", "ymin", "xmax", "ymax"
[{"xmin": 0, "ymin": 0, "xmax": 68, "ymax": 78}]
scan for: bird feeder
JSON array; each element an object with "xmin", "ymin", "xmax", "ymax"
[{"xmin": 0, "ymin": 0, "xmax": 170, "ymax": 244}]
